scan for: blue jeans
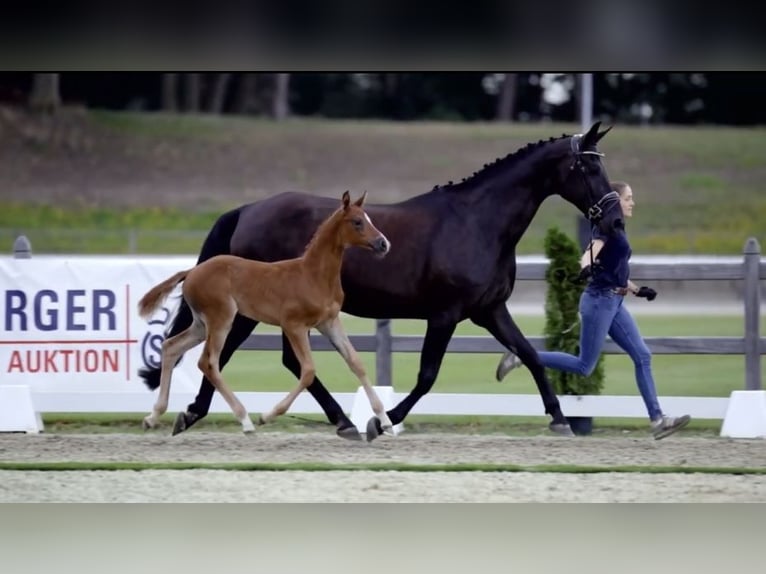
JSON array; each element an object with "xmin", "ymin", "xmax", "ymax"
[{"xmin": 537, "ymin": 287, "xmax": 663, "ymax": 421}]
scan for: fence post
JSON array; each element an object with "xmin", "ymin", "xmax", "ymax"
[
  {"xmin": 743, "ymin": 237, "xmax": 761, "ymax": 390},
  {"xmin": 13, "ymin": 235, "xmax": 32, "ymax": 259},
  {"xmin": 375, "ymin": 319, "xmax": 392, "ymax": 387}
]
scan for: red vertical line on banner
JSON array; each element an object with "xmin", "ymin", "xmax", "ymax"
[{"xmin": 125, "ymin": 284, "xmax": 130, "ymax": 381}]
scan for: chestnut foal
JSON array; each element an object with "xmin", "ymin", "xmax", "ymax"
[{"xmin": 137, "ymin": 191, "xmax": 392, "ymax": 436}]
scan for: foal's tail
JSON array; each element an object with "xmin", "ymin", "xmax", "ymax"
[
  {"xmin": 138, "ymin": 270, "xmax": 191, "ymax": 320},
  {"xmin": 138, "ymin": 206, "xmax": 242, "ymax": 391}
]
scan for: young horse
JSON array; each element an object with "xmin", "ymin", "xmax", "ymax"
[
  {"xmin": 137, "ymin": 191, "xmax": 392, "ymax": 434},
  {"xmin": 140, "ymin": 121, "xmax": 621, "ymax": 441}
]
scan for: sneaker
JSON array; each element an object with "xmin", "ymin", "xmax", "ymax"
[
  {"xmin": 651, "ymin": 414, "xmax": 691, "ymax": 440},
  {"xmin": 495, "ymin": 351, "xmax": 522, "ymax": 382}
]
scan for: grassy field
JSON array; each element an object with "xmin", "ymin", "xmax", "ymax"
[
  {"xmin": 221, "ymin": 313, "xmax": 766, "ymax": 399},
  {"xmin": 3, "ymin": 109, "xmax": 762, "ymax": 436},
  {"xmin": 39, "ymin": 312, "xmax": 765, "ymax": 436},
  {"xmin": 0, "ymin": 110, "xmax": 764, "ymax": 255}
]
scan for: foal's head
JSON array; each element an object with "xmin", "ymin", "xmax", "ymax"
[{"xmin": 335, "ymin": 191, "xmax": 390, "ymax": 256}]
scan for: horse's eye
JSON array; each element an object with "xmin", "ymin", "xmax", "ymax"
[{"xmin": 352, "ymin": 218, "xmax": 363, "ymax": 228}]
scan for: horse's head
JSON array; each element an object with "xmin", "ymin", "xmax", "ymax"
[
  {"xmin": 552, "ymin": 121, "xmax": 622, "ymax": 235},
  {"xmin": 338, "ymin": 190, "xmax": 390, "ymax": 256}
]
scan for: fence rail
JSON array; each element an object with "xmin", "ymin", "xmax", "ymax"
[
  {"xmin": 239, "ymin": 237, "xmax": 765, "ymax": 391},
  {"xmin": 241, "ymin": 333, "xmax": 766, "ymax": 355},
  {"xmin": 9, "ymin": 234, "xmax": 765, "ymax": 422}
]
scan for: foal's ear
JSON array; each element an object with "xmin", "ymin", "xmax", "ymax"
[
  {"xmin": 342, "ymin": 190, "xmax": 351, "ymax": 210},
  {"xmin": 354, "ymin": 190, "xmax": 367, "ymax": 207}
]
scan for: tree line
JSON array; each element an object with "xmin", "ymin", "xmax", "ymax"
[{"xmin": 4, "ymin": 72, "xmax": 764, "ymax": 125}]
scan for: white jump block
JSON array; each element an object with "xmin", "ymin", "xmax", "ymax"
[
  {"xmin": 720, "ymin": 390, "xmax": 766, "ymax": 439},
  {"xmin": 0, "ymin": 385, "xmax": 44, "ymax": 433},
  {"xmin": 350, "ymin": 385, "xmax": 403, "ymax": 437}
]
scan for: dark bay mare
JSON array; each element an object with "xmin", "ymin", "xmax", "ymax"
[{"xmin": 139, "ymin": 121, "xmax": 622, "ymax": 440}]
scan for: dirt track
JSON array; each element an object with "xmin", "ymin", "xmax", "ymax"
[
  {"xmin": 1, "ymin": 432, "xmax": 765, "ymax": 502},
  {"xmin": 2, "ymin": 431, "xmax": 766, "ymax": 467}
]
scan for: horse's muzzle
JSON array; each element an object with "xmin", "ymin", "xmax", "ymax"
[{"xmin": 594, "ymin": 208, "xmax": 624, "ymax": 235}]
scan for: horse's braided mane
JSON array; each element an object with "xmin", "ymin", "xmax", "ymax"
[{"xmin": 431, "ymin": 133, "xmax": 571, "ymax": 192}]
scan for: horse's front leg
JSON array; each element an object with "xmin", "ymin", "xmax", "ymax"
[
  {"xmin": 470, "ymin": 303, "xmax": 574, "ymax": 437},
  {"xmin": 366, "ymin": 317, "xmax": 457, "ymax": 442}
]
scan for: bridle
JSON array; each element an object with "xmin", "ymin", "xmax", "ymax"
[
  {"xmin": 569, "ymin": 133, "xmax": 621, "ymax": 271},
  {"xmin": 569, "ymin": 134, "xmax": 619, "ymax": 224}
]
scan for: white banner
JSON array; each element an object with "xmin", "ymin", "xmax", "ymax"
[{"xmin": 0, "ymin": 256, "xmax": 205, "ymax": 393}]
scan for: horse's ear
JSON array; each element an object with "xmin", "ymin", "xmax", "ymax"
[
  {"xmin": 581, "ymin": 121, "xmax": 601, "ymax": 146},
  {"xmin": 595, "ymin": 124, "xmax": 613, "ymax": 143},
  {"xmin": 354, "ymin": 190, "xmax": 367, "ymax": 207},
  {"xmin": 582, "ymin": 121, "xmax": 611, "ymax": 147},
  {"xmin": 342, "ymin": 190, "xmax": 350, "ymax": 210}
]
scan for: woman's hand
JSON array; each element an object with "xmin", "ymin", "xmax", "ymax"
[{"xmin": 635, "ymin": 286, "xmax": 657, "ymax": 301}]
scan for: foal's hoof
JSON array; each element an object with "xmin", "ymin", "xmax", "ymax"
[
  {"xmin": 172, "ymin": 411, "xmax": 200, "ymax": 436},
  {"xmin": 549, "ymin": 422, "xmax": 576, "ymax": 437},
  {"xmin": 365, "ymin": 416, "xmax": 384, "ymax": 443},
  {"xmin": 336, "ymin": 422, "xmax": 362, "ymax": 441},
  {"xmin": 241, "ymin": 419, "xmax": 256, "ymax": 434}
]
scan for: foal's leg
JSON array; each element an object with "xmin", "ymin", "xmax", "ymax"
[
  {"xmin": 317, "ymin": 316, "xmax": 393, "ymax": 433},
  {"xmin": 175, "ymin": 314, "xmax": 258, "ymax": 436},
  {"xmin": 259, "ymin": 327, "xmax": 314, "ymax": 424},
  {"xmin": 281, "ymin": 332, "xmax": 359, "ymax": 439},
  {"xmin": 143, "ymin": 320, "xmax": 206, "ymax": 429},
  {"xmin": 198, "ymin": 311, "xmax": 255, "ymax": 433}
]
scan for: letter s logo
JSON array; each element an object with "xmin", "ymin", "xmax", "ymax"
[{"xmin": 140, "ymin": 307, "xmax": 182, "ymax": 370}]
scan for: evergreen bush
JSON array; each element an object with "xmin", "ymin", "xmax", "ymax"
[{"xmin": 543, "ymin": 227, "xmax": 605, "ymax": 396}]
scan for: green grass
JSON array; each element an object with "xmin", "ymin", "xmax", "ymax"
[
  {"xmin": 2, "ymin": 113, "xmax": 764, "ymax": 254},
  {"xmin": 35, "ymin": 313, "xmax": 764, "ymax": 435},
  {"xmin": 218, "ymin": 314, "xmax": 766, "ymax": 400}
]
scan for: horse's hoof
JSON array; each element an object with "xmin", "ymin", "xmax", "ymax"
[
  {"xmin": 366, "ymin": 416, "xmax": 384, "ymax": 443},
  {"xmin": 549, "ymin": 422, "xmax": 575, "ymax": 437},
  {"xmin": 256, "ymin": 414, "xmax": 267, "ymax": 426},
  {"xmin": 336, "ymin": 422, "xmax": 362, "ymax": 441},
  {"xmin": 172, "ymin": 411, "xmax": 200, "ymax": 436},
  {"xmin": 141, "ymin": 417, "xmax": 155, "ymax": 431},
  {"xmin": 242, "ymin": 419, "xmax": 256, "ymax": 434}
]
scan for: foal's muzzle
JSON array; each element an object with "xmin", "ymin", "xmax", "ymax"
[{"xmin": 370, "ymin": 236, "xmax": 390, "ymax": 256}]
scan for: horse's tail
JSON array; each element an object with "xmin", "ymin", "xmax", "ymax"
[
  {"xmin": 138, "ymin": 270, "xmax": 190, "ymax": 320},
  {"xmin": 138, "ymin": 206, "xmax": 242, "ymax": 390}
]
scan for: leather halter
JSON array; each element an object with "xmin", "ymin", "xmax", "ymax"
[{"xmin": 569, "ymin": 134, "xmax": 618, "ymax": 223}]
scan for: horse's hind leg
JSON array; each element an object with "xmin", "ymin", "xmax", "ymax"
[
  {"xmin": 198, "ymin": 311, "xmax": 255, "ymax": 433},
  {"xmin": 143, "ymin": 319, "xmax": 206, "ymax": 430},
  {"xmin": 259, "ymin": 327, "xmax": 314, "ymax": 425},
  {"xmin": 317, "ymin": 316, "xmax": 392, "ymax": 436}
]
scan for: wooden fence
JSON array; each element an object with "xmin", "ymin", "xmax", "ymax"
[
  {"xmin": 238, "ymin": 237, "xmax": 765, "ymax": 391},
  {"xmin": 10, "ymin": 234, "xmax": 765, "ymax": 421}
]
